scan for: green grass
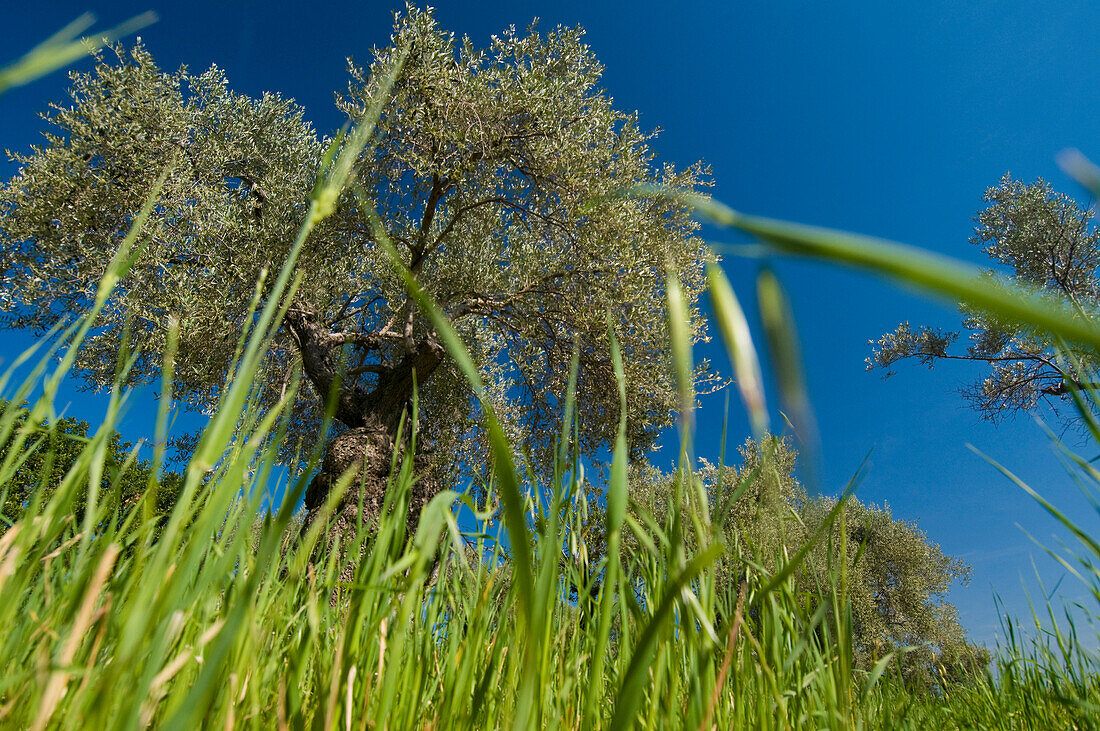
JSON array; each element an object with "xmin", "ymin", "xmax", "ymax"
[
  {"xmin": 1, "ymin": 190, "xmax": 1099, "ymax": 728},
  {"xmin": 2, "ymin": 23, "xmax": 1100, "ymax": 730}
]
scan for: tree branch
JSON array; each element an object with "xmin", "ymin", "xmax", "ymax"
[
  {"xmin": 1040, "ymin": 380, "xmax": 1100, "ymax": 396},
  {"xmin": 347, "ymin": 362, "xmax": 390, "ymax": 377}
]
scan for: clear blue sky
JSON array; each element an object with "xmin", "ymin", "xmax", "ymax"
[{"xmin": 3, "ymin": 0, "xmax": 1100, "ymax": 647}]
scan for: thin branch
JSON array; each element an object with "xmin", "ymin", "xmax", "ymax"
[
  {"xmin": 347, "ymin": 363, "xmax": 390, "ymax": 377},
  {"xmin": 328, "ymin": 295, "xmax": 386, "ymax": 328}
]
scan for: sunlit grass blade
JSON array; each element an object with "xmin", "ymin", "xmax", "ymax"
[
  {"xmin": 667, "ymin": 266, "xmax": 695, "ymax": 442},
  {"xmin": 707, "ymin": 259, "xmax": 769, "ymax": 442},
  {"xmin": 582, "ymin": 320, "xmax": 629, "ymax": 731},
  {"xmin": 0, "ymin": 12, "xmax": 156, "ymax": 96},
  {"xmin": 1057, "ymin": 148, "xmax": 1100, "ymax": 201},
  {"xmin": 757, "ymin": 268, "xmax": 820, "ymax": 487},
  {"xmin": 968, "ymin": 444, "xmax": 1100, "ymax": 564},
  {"xmin": 610, "ymin": 543, "xmax": 724, "ymax": 731}
]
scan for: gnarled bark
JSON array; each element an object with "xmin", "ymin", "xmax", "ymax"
[
  {"xmin": 302, "ymin": 419, "xmax": 437, "ymax": 544},
  {"xmin": 284, "ymin": 307, "xmax": 445, "ymax": 540}
]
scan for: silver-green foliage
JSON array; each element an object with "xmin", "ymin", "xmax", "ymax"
[
  {"xmin": 622, "ymin": 436, "xmax": 982, "ymax": 689},
  {"xmin": 868, "ymin": 175, "xmax": 1100, "ymax": 421},
  {"xmin": 0, "ymin": 6, "xmax": 714, "ymax": 475}
]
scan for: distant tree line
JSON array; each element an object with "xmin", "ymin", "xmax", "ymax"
[
  {"xmin": 576, "ymin": 436, "xmax": 988, "ymax": 691},
  {"xmin": 0, "ymin": 399, "xmax": 182, "ymax": 529}
]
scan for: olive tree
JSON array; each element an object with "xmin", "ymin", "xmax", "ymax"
[
  {"xmin": 868, "ymin": 175, "xmax": 1100, "ymax": 425},
  {"xmin": 619, "ymin": 436, "xmax": 984, "ymax": 687},
  {"xmin": 0, "ymin": 7, "xmax": 714, "ymax": 531},
  {"xmin": 0, "ymin": 399, "xmax": 184, "ymax": 530}
]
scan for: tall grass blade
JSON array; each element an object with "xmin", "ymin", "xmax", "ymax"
[
  {"xmin": 707, "ymin": 260, "xmax": 769, "ymax": 442},
  {"xmin": 0, "ymin": 12, "xmax": 156, "ymax": 96},
  {"xmin": 756, "ymin": 268, "xmax": 820, "ymax": 487}
]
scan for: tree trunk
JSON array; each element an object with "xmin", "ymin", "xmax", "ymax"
[
  {"xmin": 284, "ymin": 308, "xmax": 444, "ymax": 544},
  {"xmin": 301, "ymin": 416, "xmax": 437, "ymax": 545}
]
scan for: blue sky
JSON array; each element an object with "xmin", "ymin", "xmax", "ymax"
[{"xmin": 3, "ymin": 0, "xmax": 1100, "ymax": 647}]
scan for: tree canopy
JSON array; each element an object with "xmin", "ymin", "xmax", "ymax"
[
  {"xmin": 868, "ymin": 175, "xmax": 1100, "ymax": 425},
  {"xmin": 0, "ymin": 399, "xmax": 182, "ymax": 529},
  {"xmin": 0, "ymin": 6, "xmax": 715, "ymax": 522}
]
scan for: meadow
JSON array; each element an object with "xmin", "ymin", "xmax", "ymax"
[{"xmin": 2, "ymin": 19, "xmax": 1100, "ymax": 730}]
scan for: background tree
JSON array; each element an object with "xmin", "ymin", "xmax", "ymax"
[
  {"xmin": 0, "ymin": 6, "xmax": 715, "ymax": 532},
  {"xmin": 0, "ymin": 399, "xmax": 183, "ymax": 530},
  {"xmin": 868, "ymin": 175, "xmax": 1100, "ymax": 425},
  {"xmin": 613, "ymin": 436, "xmax": 986, "ymax": 689}
]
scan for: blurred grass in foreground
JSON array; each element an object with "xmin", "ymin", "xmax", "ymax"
[{"xmin": 0, "ymin": 13, "xmax": 155, "ymax": 96}]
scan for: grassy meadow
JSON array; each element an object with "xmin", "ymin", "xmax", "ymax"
[{"xmin": 2, "ymin": 20, "xmax": 1100, "ymax": 730}]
